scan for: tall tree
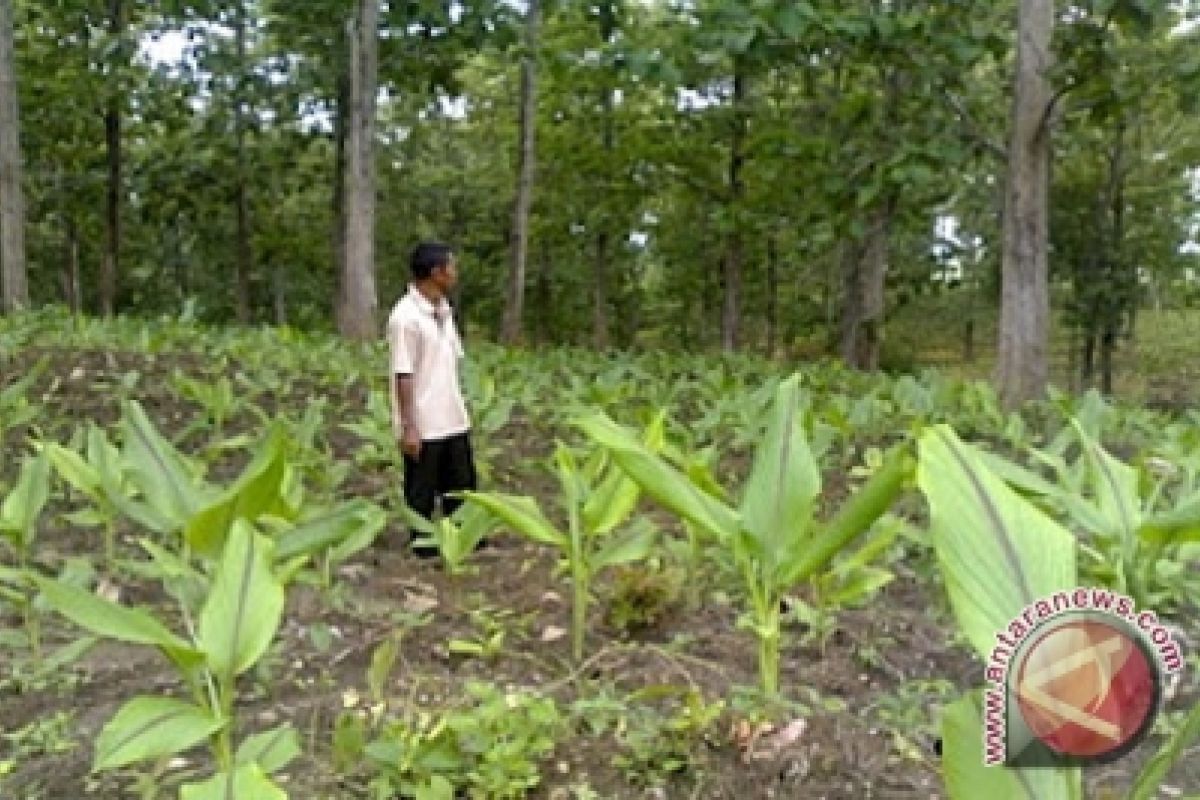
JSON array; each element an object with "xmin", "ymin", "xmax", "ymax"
[
  {"xmin": 501, "ymin": 0, "xmax": 540, "ymax": 345},
  {"xmin": 232, "ymin": 0, "xmax": 253, "ymax": 323},
  {"xmin": 0, "ymin": 0, "xmax": 27, "ymax": 312},
  {"xmin": 591, "ymin": 1, "xmax": 618, "ymax": 349},
  {"xmin": 995, "ymin": 0, "xmax": 1054, "ymax": 407},
  {"xmin": 100, "ymin": 0, "xmax": 128, "ymax": 316},
  {"xmin": 338, "ymin": 0, "xmax": 379, "ymax": 340},
  {"xmin": 721, "ymin": 56, "xmax": 748, "ymax": 352}
]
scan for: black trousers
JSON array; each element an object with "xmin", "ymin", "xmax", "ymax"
[{"xmin": 403, "ymin": 431, "xmax": 477, "ymax": 521}]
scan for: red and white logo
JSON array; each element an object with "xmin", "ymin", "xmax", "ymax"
[{"xmin": 1014, "ymin": 618, "xmax": 1156, "ymax": 759}]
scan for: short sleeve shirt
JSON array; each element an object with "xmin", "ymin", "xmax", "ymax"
[{"xmin": 386, "ymin": 286, "xmax": 470, "ymax": 441}]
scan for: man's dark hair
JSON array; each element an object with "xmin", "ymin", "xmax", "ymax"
[{"xmin": 410, "ymin": 242, "xmax": 454, "ymax": 279}]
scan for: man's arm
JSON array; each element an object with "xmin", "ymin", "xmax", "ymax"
[{"xmin": 395, "ymin": 373, "xmax": 421, "ymax": 458}]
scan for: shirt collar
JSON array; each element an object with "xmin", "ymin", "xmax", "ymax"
[{"xmin": 407, "ymin": 284, "xmax": 450, "ymax": 318}]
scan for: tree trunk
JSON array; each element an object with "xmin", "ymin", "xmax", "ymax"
[
  {"xmin": 331, "ymin": 51, "xmax": 349, "ymax": 328},
  {"xmin": 592, "ymin": 5, "xmax": 616, "ymax": 350},
  {"xmin": 272, "ymin": 262, "xmax": 287, "ymax": 326},
  {"xmin": 1102, "ymin": 123, "xmax": 1127, "ymax": 396},
  {"xmin": 338, "ymin": 1, "xmax": 379, "ymax": 341},
  {"xmin": 721, "ymin": 62, "xmax": 748, "ymax": 352},
  {"xmin": 1100, "ymin": 324, "xmax": 1115, "ymax": 395},
  {"xmin": 766, "ymin": 233, "xmax": 778, "ymax": 357},
  {"xmin": 62, "ymin": 216, "xmax": 81, "ymax": 313},
  {"xmin": 593, "ymin": 230, "xmax": 610, "ymax": 349},
  {"xmin": 100, "ymin": 0, "xmax": 125, "ymax": 316},
  {"xmin": 0, "ymin": 0, "xmax": 26, "ymax": 313},
  {"xmin": 1082, "ymin": 328, "xmax": 1096, "ymax": 388},
  {"xmin": 232, "ymin": 2, "xmax": 252, "ymax": 324},
  {"xmin": 501, "ymin": 0, "xmax": 539, "ymax": 345},
  {"xmin": 995, "ymin": 0, "xmax": 1054, "ymax": 408},
  {"xmin": 840, "ymin": 201, "xmax": 894, "ymax": 370},
  {"xmin": 535, "ymin": 247, "xmax": 552, "ymax": 344}
]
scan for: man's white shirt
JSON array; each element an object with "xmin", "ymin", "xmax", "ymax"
[{"xmin": 386, "ymin": 286, "xmax": 470, "ymax": 441}]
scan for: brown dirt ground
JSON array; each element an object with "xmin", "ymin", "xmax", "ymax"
[{"xmin": 0, "ymin": 347, "xmax": 1197, "ymax": 799}]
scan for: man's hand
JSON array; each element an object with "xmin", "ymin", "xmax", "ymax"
[{"xmin": 401, "ymin": 426, "xmax": 421, "ymax": 459}]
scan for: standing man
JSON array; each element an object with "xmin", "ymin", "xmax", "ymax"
[{"xmin": 387, "ymin": 242, "xmax": 477, "ymax": 556}]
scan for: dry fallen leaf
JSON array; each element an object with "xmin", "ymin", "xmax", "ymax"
[
  {"xmin": 400, "ymin": 592, "xmax": 438, "ymax": 615},
  {"xmin": 540, "ymin": 625, "xmax": 567, "ymax": 642},
  {"xmin": 95, "ymin": 578, "xmax": 121, "ymax": 604},
  {"xmin": 731, "ymin": 717, "xmax": 807, "ymax": 763},
  {"xmin": 751, "ymin": 718, "xmax": 808, "ymax": 761}
]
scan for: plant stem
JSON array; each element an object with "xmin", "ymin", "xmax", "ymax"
[
  {"xmin": 758, "ymin": 596, "xmax": 780, "ymax": 698},
  {"xmin": 685, "ymin": 521, "xmax": 702, "ymax": 609},
  {"xmin": 571, "ymin": 558, "xmax": 588, "ymax": 663},
  {"xmin": 215, "ymin": 676, "xmax": 235, "ymax": 772}
]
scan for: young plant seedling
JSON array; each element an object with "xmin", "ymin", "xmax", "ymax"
[
  {"xmin": 577, "ymin": 375, "xmax": 911, "ymax": 697},
  {"xmin": 462, "ymin": 414, "xmax": 667, "ymax": 662},
  {"xmin": 0, "ymin": 450, "xmax": 51, "ymax": 658},
  {"xmin": 35, "ymin": 521, "xmax": 301, "ymax": 797}
]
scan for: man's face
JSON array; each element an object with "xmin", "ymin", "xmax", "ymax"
[{"xmin": 432, "ymin": 257, "xmax": 459, "ymax": 292}]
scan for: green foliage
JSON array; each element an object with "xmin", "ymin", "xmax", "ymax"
[
  {"xmin": 918, "ymin": 426, "xmax": 1082, "ymax": 798},
  {"xmin": 357, "ymin": 681, "xmax": 562, "ymax": 800},
  {"xmin": 35, "ymin": 522, "xmax": 299, "ymax": 795},
  {"xmin": 609, "ymin": 686, "xmax": 724, "ymax": 787},
  {"xmin": 462, "ymin": 414, "xmax": 665, "ymax": 662},
  {"xmin": 0, "ymin": 450, "xmax": 52, "ymax": 658},
  {"xmin": 399, "ymin": 500, "xmax": 497, "ymax": 576},
  {"xmin": 580, "ymin": 374, "xmax": 911, "ymax": 697}
]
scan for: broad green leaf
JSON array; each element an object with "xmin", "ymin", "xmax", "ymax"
[
  {"xmin": 575, "ymin": 414, "xmax": 739, "ymax": 542},
  {"xmin": 941, "ymin": 693, "xmax": 1081, "ymax": 800},
  {"xmin": 825, "ymin": 567, "xmax": 894, "ymax": 607},
  {"xmin": 327, "ymin": 502, "xmax": 387, "ymax": 564},
  {"xmin": 553, "ymin": 443, "xmax": 583, "ymax": 511},
  {"xmin": 179, "ymin": 763, "xmax": 287, "ymax": 800},
  {"xmin": 44, "ymin": 442, "xmax": 100, "ymax": 496},
  {"xmin": 582, "ymin": 411, "xmax": 666, "ymax": 536},
  {"xmin": 367, "ymin": 636, "xmax": 401, "ymax": 704},
  {"xmin": 1075, "ymin": 423, "xmax": 1142, "ymax": 539},
  {"xmin": 779, "ymin": 446, "xmax": 911, "ymax": 587},
  {"xmin": 95, "ymin": 696, "xmax": 223, "ymax": 771},
  {"xmin": 198, "ymin": 522, "xmax": 284, "ymax": 678},
  {"xmin": 1139, "ymin": 492, "xmax": 1200, "ymax": 544},
  {"xmin": 582, "ymin": 462, "xmax": 641, "ymax": 536},
  {"xmin": 236, "ymin": 724, "xmax": 301, "ymax": 774},
  {"xmin": 274, "ymin": 500, "xmax": 385, "ymax": 561},
  {"xmin": 918, "ymin": 427, "xmax": 1075, "ymax": 660},
  {"xmin": 739, "ymin": 375, "xmax": 819, "ymax": 575},
  {"xmin": 396, "ymin": 499, "xmax": 438, "ymax": 536},
  {"xmin": 121, "ymin": 400, "xmax": 207, "ymax": 529},
  {"xmin": 63, "ymin": 508, "xmax": 108, "ymax": 527},
  {"xmin": 591, "ymin": 520, "xmax": 658, "ymax": 571},
  {"xmin": 34, "ymin": 577, "xmax": 203, "ymax": 669},
  {"xmin": 977, "ymin": 451, "xmax": 1059, "ymax": 498},
  {"xmin": 1, "ymin": 451, "xmax": 51, "ymax": 548},
  {"xmin": 108, "ymin": 492, "xmax": 175, "ymax": 536},
  {"xmin": 460, "ymin": 492, "xmax": 565, "ymax": 546},
  {"xmin": 186, "ymin": 429, "xmax": 291, "ymax": 559},
  {"xmin": 414, "ymin": 776, "xmax": 455, "ymax": 800}
]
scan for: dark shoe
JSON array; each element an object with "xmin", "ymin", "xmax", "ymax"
[{"xmin": 411, "ymin": 544, "xmax": 441, "ymax": 560}]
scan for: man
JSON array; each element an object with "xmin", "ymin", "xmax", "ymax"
[{"xmin": 387, "ymin": 242, "xmax": 477, "ymax": 556}]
